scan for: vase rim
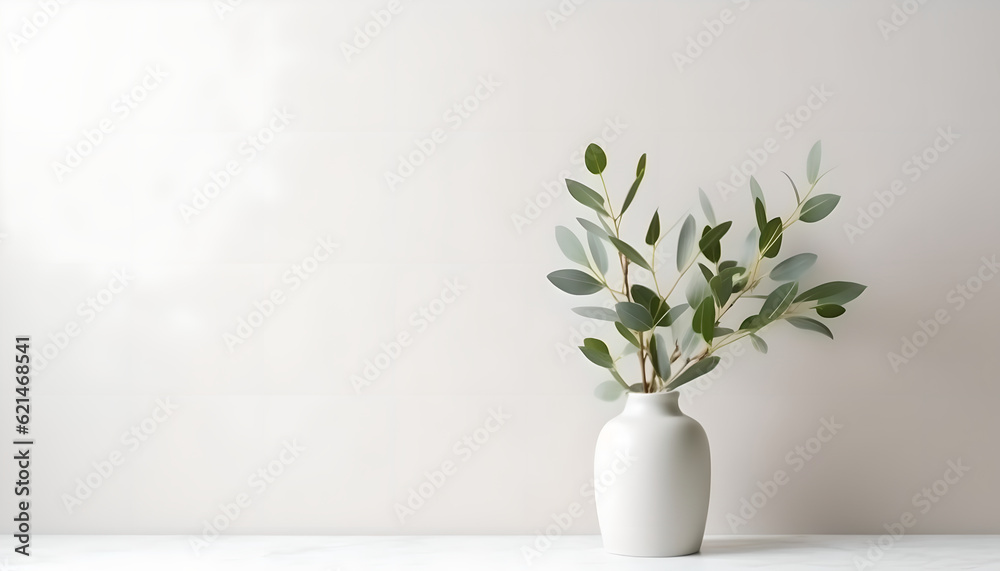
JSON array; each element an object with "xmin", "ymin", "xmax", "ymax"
[{"xmin": 626, "ymin": 390, "xmax": 679, "ymax": 399}]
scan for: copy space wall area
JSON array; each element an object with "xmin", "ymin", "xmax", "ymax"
[{"xmin": 0, "ymin": 0, "xmax": 996, "ymax": 535}]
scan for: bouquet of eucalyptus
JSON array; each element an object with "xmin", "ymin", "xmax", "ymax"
[{"xmin": 547, "ymin": 142, "xmax": 865, "ymax": 399}]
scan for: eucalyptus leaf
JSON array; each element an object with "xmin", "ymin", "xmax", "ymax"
[
  {"xmin": 699, "ymin": 188, "xmax": 716, "ymax": 226},
  {"xmin": 676, "ymin": 214, "xmax": 697, "ymax": 271},
  {"xmin": 685, "ymin": 271, "xmax": 712, "ymax": 309},
  {"xmin": 571, "ymin": 306, "xmax": 618, "ymax": 321},
  {"xmin": 698, "ymin": 263, "xmax": 715, "ymax": 284},
  {"xmin": 770, "ymin": 253, "xmax": 817, "ymax": 282},
  {"xmin": 645, "ymin": 210, "xmax": 661, "ymax": 246},
  {"xmin": 555, "ymin": 226, "xmax": 588, "ymax": 266},
  {"xmin": 750, "ymin": 176, "xmax": 766, "ymax": 209},
  {"xmin": 610, "ymin": 236, "xmax": 652, "ymax": 271},
  {"xmin": 630, "ymin": 284, "xmax": 658, "ymax": 310},
  {"xmin": 740, "ymin": 315, "xmax": 763, "ymax": 331},
  {"xmin": 615, "ymin": 321, "xmax": 640, "ymax": 348},
  {"xmin": 584, "ymin": 143, "xmax": 607, "ymax": 175},
  {"xmin": 621, "ymin": 153, "xmax": 646, "ymax": 215},
  {"xmin": 547, "ymin": 269, "xmax": 603, "ymax": 295},
  {"xmin": 666, "ymin": 356, "xmax": 721, "ymax": 390},
  {"xmin": 615, "ymin": 302, "xmax": 654, "ymax": 331},
  {"xmin": 714, "ymin": 326, "xmax": 734, "ymax": 336},
  {"xmin": 657, "ymin": 303, "xmax": 690, "ymax": 327},
  {"xmin": 588, "ymin": 232, "xmax": 608, "ymax": 274},
  {"xmin": 578, "ymin": 217, "xmax": 611, "ymax": 241},
  {"xmin": 566, "ymin": 179, "xmax": 608, "ymax": 217},
  {"xmin": 594, "ymin": 380, "xmax": 625, "ymax": 401},
  {"xmin": 710, "ymin": 274, "xmax": 733, "ymax": 306},
  {"xmin": 750, "ymin": 333, "xmax": 768, "ymax": 354},
  {"xmin": 759, "ymin": 217, "xmax": 783, "ymax": 258},
  {"xmin": 579, "ymin": 338, "xmax": 614, "ymax": 368},
  {"xmin": 782, "ymin": 171, "xmax": 801, "ymax": 203},
  {"xmin": 816, "ymin": 304, "xmax": 846, "ymax": 318},
  {"xmin": 692, "ymin": 297, "xmax": 716, "ymax": 344},
  {"xmin": 786, "ymin": 316, "xmax": 834, "ymax": 339},
  {"xmin": 651, "ymin": 333, "xmax": 671, "ymax": 380},
  {"xmin": 759, "ymin": 281, "xmax": 799, "ymax": 322},
  {"xmin": 754, "ymin": 197, "xmax": 767, "ymax": 232},
  {"xmin": 794, "ymin": 281, "xmax": 867, "ymax": 305},
  {"xmin": 799, "ymin": 194, "xmax": 841, "ymax": 223},
  {"xmin": 806, "ymin": 141, "xmax": 821, "ymax": 184}
]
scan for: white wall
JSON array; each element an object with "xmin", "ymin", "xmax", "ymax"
[{"xmin": 1, "ymin": 0, "xmax": 998, "ymax": 537}]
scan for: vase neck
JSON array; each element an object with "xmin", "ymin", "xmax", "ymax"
[{"xmin": 622, "ymin": 391, "xmax": 683, "ymax": 416}]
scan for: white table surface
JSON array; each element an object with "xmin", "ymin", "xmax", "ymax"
[{"xmin": 2, "ymin": 535, "xmax": 998, "ymax": 570}]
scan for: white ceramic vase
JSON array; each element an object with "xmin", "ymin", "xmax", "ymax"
[{"xmin": 594, "ymin": 391, "xmax": 711, "ymax": 557}]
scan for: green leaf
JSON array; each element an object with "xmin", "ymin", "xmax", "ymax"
[
  {"xmin": 566, "ymin": 179, "xmax": 608, "ymax": 217},
  {"xmin": 555, "ymin": 226, "xmax": 588, "ymax": 266},
  {"xmin": 587, "ymin": 232, "xmax": 608, "ymax": 275},
  {"xmin": 692, "ymin": 297, "xmax": 716, "ymax": 343},
  {"xmin": 786, "ymin": 316, "xmax": 834, "ymax": 339},
  {"xmin": 719, "ymin": 265, "xmax": 745, "ymax": 281},
  {"xmin": 630, "ymin": 284, "xmax": 658, "ymax": 310},
  {"xmin": 698, "ymin": 263, "xmax": 715, "ymax": 284},
  {"xmin": 740, "ymin": 315, "xmax": 763, "ymax": 331},
  {"xmin": 816, "ymin": 304, "xmax": 846, "ymax": 318},
  {"xmin": 650, "ymin": 333, "xmax": 671, "ymax": 380},
  {"xmin": 710, "ymin": 274, "xmax": 733, "ymax": 307},
  {"xmin": 714, "ymin": 326, "xmax": 734, "ymax": 336},
  {"xmin": 754, "ymin": 197, "xmax": 767, "ymax": 232},
  {"xmin": 740, "ymin": 228, "xmax": 759, "ymax": 269},
  {"xmin": 610, "ymin": 368, "xmax": 629, "ymax": 389},
  {"xmin": 699, "ymin": 188, "xmax": 716, "ymax": 226},
  {"xmin": 609, "ymin": 236, "xmax": 652, "ymax": 271},
  {"xmin": 794, "ymin": 281, "xmax": 867, "ymax": 305},
  {"xmin": 645, "ymin": 210, "xmax": 660, "ymax": 246},
  {"xmin": 698, "ymin": 220, "xmax": 732, "ymax": 264},
  {"xmin": 594, "ymin": 380, "xmax": 625, "ymax": 401},
  {"xmin": 571, "ymin": 306, "xmax": 618, "ymax": 321},
  {"xmin": 759, "ymin": 281, "xmax": 799, "ymax": 322},
  {"xmin": 806, "ymin": 141, "xmax": 821, "ymax": 185},
  {"xmin": 770, "ymin": 253, "xmax": 817, "ymax": 282},
  {"xmin": 598, "ymin": 216, "xmax": 616, "ymax": 236},
  {"xmin": 584, "ymin": 143, "xmax": 607, "ymax": 175},
  {"xmin": 615, "ymin": 322, "xmax": 640, "ymax": 348},
  {"xmin": 781, "ymin": 171, "xmax": 801, "ymax": 203},
  {"xmin": 579, "ymin": 340, "xmax": 614, "ymax": 368},
  {"xmin": 676, "ymin": 215, "xmax": 697, "ymax": 271},
  {"xmin": 759, "ymin": 217, "xmax": 783, "ymax": 258},
  {"xmin": 799, "ymin": 194, "xmax": 841, "ymax": 223},
  {"xmin": 547, "ymin": 269, "xmax": 603, "ymax": 295},
  {"xmin": 667, "ymin": 356, "xmax": 721, "ymax": 390},
  {"xmin": 719, "ymin": 260, "xmax": 737, "ymax": 272},
  {"xmin": 621, "ymin": 154, "xmax": 646, "ymax": 215},
  {"xmin": 578, "ymin": 217, "xmax": 610, "ymax": 241},
  {"xmin": 657, "ymin": 303, "xmax": 689, "ymax": 327},
  {"xmin": 749, "ymin": 333, "xmax": 768, "ymax": 354},
  {"xmin": 615, "ymin": 302, "xmax": 655, "ymax": 331},
  {"xmin": 750, "ymin": 176, "xmax": 766, "ymax": 210},
  {"xmin": 685, "ymin": 271, "xmax": 712, "ymax": 309}
]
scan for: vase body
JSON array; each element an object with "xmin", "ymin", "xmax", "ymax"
[{"xmin": 594, "ymin": 391, "xmax": 711, "ymax": 557}]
